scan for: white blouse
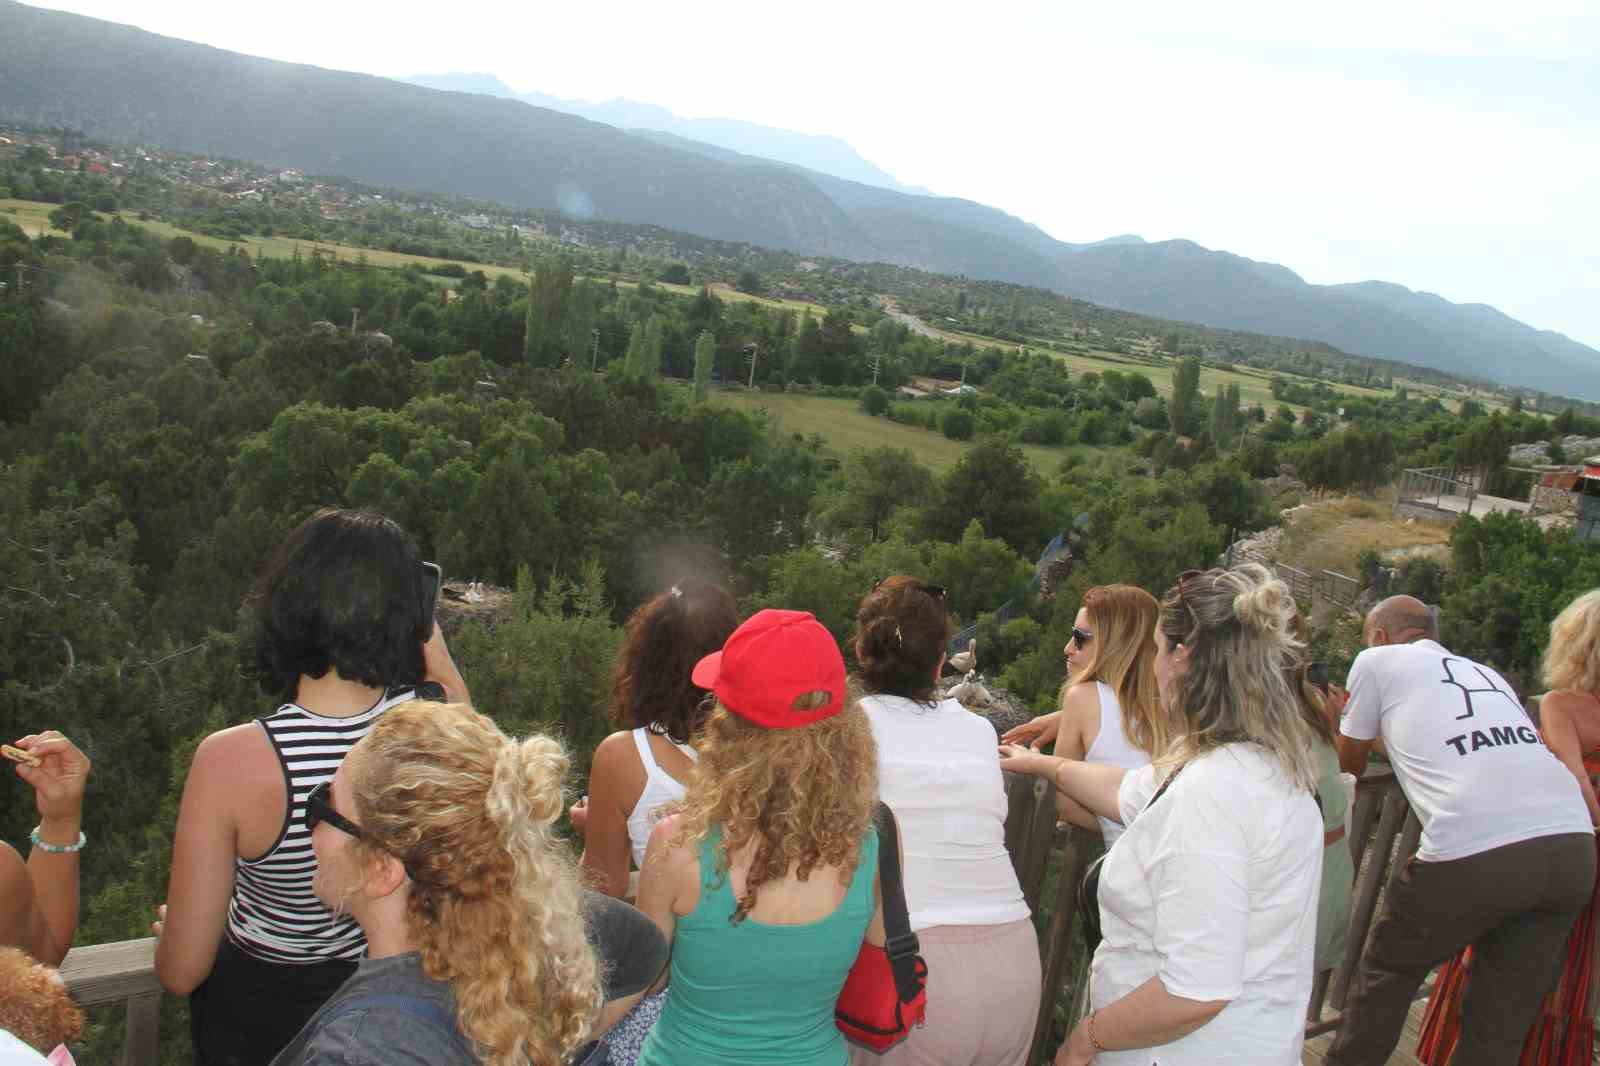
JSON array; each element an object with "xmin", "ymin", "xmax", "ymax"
[
  {"xmin": 860, "ymin": 694, "xmax": 1032, "ymax": 931},
  {"xmin": 1091, "ymin": 745, "xmax": 1323, "ymax": 1065}
]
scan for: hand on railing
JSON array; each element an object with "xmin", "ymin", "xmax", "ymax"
[{"xmin": 1001, "ymin": 711, "xmax": 1061, "ymax": 752}]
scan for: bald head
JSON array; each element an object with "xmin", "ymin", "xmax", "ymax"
[{"xmin": 1365, "ymin": 595, "xmax": 1437, "ymax": 647}]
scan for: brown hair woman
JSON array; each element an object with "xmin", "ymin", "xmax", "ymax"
[{"xmin": 570, "ymin": 582, "xmax": 739, "ymax": 898}]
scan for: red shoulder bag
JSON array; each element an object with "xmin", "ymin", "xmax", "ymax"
[{"xmin": 835, "ymin": 802, "xmax": 929, "ymax": 1051}]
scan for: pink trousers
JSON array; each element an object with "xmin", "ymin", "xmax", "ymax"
[{"xmin": 848, "ymin": 918, "xmax": 1042, "ymax": 1066}]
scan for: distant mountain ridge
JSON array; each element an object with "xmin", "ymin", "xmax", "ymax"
[
  {"xmin": 405, "ymin": 72, "xmax": 932, "ymax": 196},
  {"xmin": 1, "ymin": 1, "xmax": 1593, "ymax": 398}
]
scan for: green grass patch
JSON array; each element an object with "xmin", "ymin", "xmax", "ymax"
[{"xmin": 710, "ymin": 390, "xmax": 1111, "ymax": 476}]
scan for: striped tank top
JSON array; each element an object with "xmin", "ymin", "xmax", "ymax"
[{"xmin": 225, "ymin": 687, "xmax": 421, "ymax": 964}]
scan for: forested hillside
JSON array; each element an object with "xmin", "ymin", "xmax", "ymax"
[{"xmin": 2, "ymin": 0, "xmax": 1596, "ymax": 397}]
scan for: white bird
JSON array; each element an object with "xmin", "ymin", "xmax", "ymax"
[
  {"xmin": 948, "ymin": 670, "xmax": 992, "ymax": 708},
  {"xmin": 947, "ymin": 639, "xmax": 977, "ymax": 674}
]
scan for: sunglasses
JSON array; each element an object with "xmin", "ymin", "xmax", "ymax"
[
  {"xmin": 872, "ymin": 578, "xmax": 948, "ymax": 603},
  {"xmin": 1070, "ymin": 626, "xmax": 1094, "ymax": 650},
  {"xmin": 306, "ymin": 781, "xmax": 364, "ymax": 840}
]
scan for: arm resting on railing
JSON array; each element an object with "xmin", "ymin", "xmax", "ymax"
[{"xmin": 997, "ymin": 746, "xmax": 1126, "ymax": 823}]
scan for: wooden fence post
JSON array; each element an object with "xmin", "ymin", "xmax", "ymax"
[
  {"xmin": 1027, "ymin": 827, "xmax": 1096, "ymax": 1066},
  {"xmin": 124, "ymin": 992, "xmax": 162, "ymax": 1066}
]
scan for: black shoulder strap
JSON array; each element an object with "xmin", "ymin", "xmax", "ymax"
[{"xmin": 872, "ymin": 802, "xmax": 923, "ymax": 1001}]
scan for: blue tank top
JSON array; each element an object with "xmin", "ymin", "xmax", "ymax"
[{"xmin": 639, "ymin": 823, "xmax": 880, "ymax": 1066}]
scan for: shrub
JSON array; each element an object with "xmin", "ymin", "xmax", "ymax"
[
  {"xmin": 858, "ymin": 384, "xmax": 889, "ymax": 416},
  {"xmin": 941, "ymin": 408, "xmax": 976, "ymax": 441}
]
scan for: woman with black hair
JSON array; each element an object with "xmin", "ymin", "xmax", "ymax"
[{"xmin": 152, "ymin": 509, "xmax": 469, "ymax": 1066}]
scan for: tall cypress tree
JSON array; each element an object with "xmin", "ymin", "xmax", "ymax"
[{"xmin": 693, "ymin": 330, "xmax": 715, "ymax": 400}]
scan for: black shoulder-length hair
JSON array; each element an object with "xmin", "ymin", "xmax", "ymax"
[{"xmin": 246, "ymin": 508, "xmax": 428, "ymax": 700}]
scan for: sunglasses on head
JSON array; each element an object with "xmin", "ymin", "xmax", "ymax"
[
  {"xmin": 872, "ymin": 578, "xmax": 948, "ymax": 603},
  {"xmin": 306, "ymin": 780, "xmax": 364, "ymax": 840},
  {"xmin": 1071, "ymin": 626, "xmax": 1094, "ymax": 650}
]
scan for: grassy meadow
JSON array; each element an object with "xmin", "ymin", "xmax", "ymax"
[{"xmin": 710, "ymin": 390, "xmax": 1111, "ymax": 475}]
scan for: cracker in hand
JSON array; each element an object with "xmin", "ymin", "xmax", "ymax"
[{"xmin": 2, "ymin": 744, "xmax": 41, "ymax": 768}]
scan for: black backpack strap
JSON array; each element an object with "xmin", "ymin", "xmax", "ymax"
[{"xmin": 871, "ymin": 802, "xmax": 923, "ymax": 1002}]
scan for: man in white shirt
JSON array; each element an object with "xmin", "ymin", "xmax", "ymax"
[{"xmin": 1327, "ymin": 596, "xmax": 1595, "ymax": 1066}]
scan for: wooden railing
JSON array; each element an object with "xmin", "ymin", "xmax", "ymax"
[
  {"xmin": 62, "ymin": 771, "xmax": 1415, "ymax": 1066},
  {"xmin": 1001, "ymin": 763, "xmax": 1417, "ymax": 1065},
  {"xmin": 59, "ymin": 937, "xmax": 161, "ymax": 1066}
]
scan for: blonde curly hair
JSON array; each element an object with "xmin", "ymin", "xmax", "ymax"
[
  {"xmin": 668, "ymin": 698, "xmax": 879, "ymax": 923},
  {"xmin": 1544, "ymin": 589, "xmax": 1600, "ymax": 694},
  {"xmin": 348, "ymin": 702, "xmax": 602, "ymax": 1066}
]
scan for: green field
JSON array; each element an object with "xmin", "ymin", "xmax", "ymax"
[
  {"xmin": 710, "ymin": 390, "xmax": 1107, "ymax": 475},
  {"xmin": 909, "ymin": 315, "xmax": 1394, "ymax": 413}
]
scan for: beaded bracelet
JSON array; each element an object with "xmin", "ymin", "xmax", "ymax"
[
  {"xmin": 29, "ymin": 825, "xmax": 86, "ymax": 854},
  {"xmin": 1087, "ymin": 1010, "xmax": 1108, "ymax": 1053}
]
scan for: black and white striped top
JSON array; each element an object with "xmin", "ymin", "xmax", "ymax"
[{"xmin": 225, "ymin": 688, "xmax": 421, "ymax": 965}]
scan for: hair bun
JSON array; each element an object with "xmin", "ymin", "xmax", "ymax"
[
  {"xmin": 488, "ymin": 735, "xmax": 569, "ymax": 834},
  {"xmin": 1231, "ymin": 574, "xmax": 1295, "ymax": 638}
]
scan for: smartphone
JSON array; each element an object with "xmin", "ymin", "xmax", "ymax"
[{"xmin": 421, "ymin": 561, "xmax": 442, "ymax": 627}]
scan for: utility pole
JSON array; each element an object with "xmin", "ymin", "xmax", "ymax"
[
  {"xmin": 591, "ymin": 328, "xmax": 600, "ymax": 371},
  {"xmin": 350, "ymin": 307, "xmax": 360, "ymax": 332},
  {"xmin": 746, "ymin": 342, "xmax": 758, "ymax": 390},
  {"xmin": 872, "ymin": 352, "xmax": 881, "ymax": 386}
]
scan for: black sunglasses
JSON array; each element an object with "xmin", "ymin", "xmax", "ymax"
[
  {"xmin": 306, "ymin": 781, "xmax": 364, "ymax": 840},
  {"xmin": 872, "ymin": 578, "xmax": 948, "ymax": 603},
  {"xmin": 1071, "ymin": 626, "xmax": 1094, "ymax": 650}
]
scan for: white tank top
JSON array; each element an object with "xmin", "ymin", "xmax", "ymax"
[
  {"xmin": 625, "ymin": 728, "xmax": 698, "ymax": 868},
  {"xmin": 1082, "ymin": 681, "xmax": 1151, "ymax": 847}
]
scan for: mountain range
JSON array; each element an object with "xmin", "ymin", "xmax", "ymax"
[
  {"xmin": 404, "ymin": 72, "xmax": 932, "ymax": 197},
  {"xmin": 1, "ymin": 0, "xmax": 1594, "ymax": 399}
]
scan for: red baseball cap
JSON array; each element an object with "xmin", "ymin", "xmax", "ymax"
[{"xmin": 691, "ymin": 609, "xmax": 846, "ymax": 730}]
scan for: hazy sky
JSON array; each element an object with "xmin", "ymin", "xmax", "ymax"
[{"xmin": 32, "ymin": 0, "xmax": 1600, "ymax": 352}]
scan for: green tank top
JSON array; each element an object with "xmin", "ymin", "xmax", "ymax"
[
  {"xmin": 638, "ymin": 822, "xmax": 880, "ymax": 1066},
  {"xmin": 1313, "ymin": 739, "xmax": 1355, "ymax": 972}
]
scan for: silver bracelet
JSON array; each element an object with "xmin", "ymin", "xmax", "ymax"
[{"xmin": 30, "ymin": 825, "xmax": 86, "ymax": 854}]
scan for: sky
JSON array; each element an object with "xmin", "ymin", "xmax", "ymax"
[{"xmin": 31, "ymin": 0, "xmax": 1600, "ymax": 352}]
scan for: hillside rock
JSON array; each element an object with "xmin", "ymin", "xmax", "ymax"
[{"xmin": 1509, "ymin": 436, "xmax": 1600, "ymax": 464}]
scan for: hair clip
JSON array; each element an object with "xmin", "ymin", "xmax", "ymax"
[
  {"xmin": 894, "ymin": 624, "xmax": 904, "ymax": 646},
  {"xmin": 670, "ymin": 584, "xmax": 683, "ymax": 598}
]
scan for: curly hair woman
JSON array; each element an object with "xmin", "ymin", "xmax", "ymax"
[
  {"xmin": 155, "ymin": 509, "xmax": 469, "ymax": 1066},
  {"xmin": 635, "ymin": 609, "xmax": 888, "ymax": 1066},
  {"xmin": 1003, "ymin": 584, "xmax": 1169, "ymax": 845},
  {"xmin": 1002, "ymin": 564, "xmax": 1325, "ymax": 1065},
  {"xmin": 270, "ymin": 701, "xmax": 605, "ymax": 1066},
  {"xmin": 570, "ymin": 583, "xmax": 739, "ymax": 898},
  {"xmin": 851, "ymin": 576, "xmax": 1038, "ymax": 1066}
]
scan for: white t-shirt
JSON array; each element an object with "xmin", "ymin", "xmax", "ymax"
[
  {"xmin": 0, "ymin": 1031, "xmax": 50, "ymax": 1066},
  {"xmin": 860, "ymin": 693, "xmax": 1032, "ymax": 931},
  {"xmin": 1092, "ymin": 745, "xmax": 1322, "ymax": 1066},
  {"xmin": 1340, "ymin": 639, "xmax": 1589, "ymax": 862}
]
